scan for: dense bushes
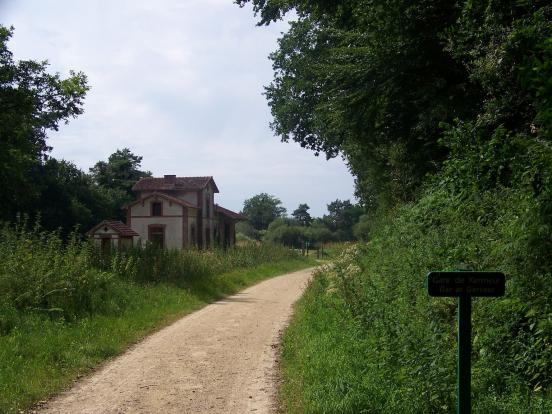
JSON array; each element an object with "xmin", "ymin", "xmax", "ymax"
[
  {"xmin": 281, "ymin": 181, "xmax": 552, "ymax": 412},
  {"xmin": 281, "ymin": 116, "xmax": 552, "ymax": 412},
  {"xmin": 280, "ymin": 105, "xmax": 552, "ymax": 411},
  {"xmin": 0, "ymin": 223, "xmax": 126, "ymax": 333},
  {"xmin": 0, "ymin": 222, "xmax": 302, "ymax": 336},
  {"xmin": 261, "ymin": 217, "xmax": 337, "ymax": 249},
  {"xmin": 247, "ymin": 1, "xmax": 552, "ymax": 411}
]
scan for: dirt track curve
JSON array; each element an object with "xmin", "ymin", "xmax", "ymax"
[{"xmin": 37, "ymin": 268, "xmax": 313, "ymax": 414}]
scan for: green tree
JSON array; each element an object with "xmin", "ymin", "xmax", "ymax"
[
  {"xmin": 322, "ymin": 199, "xmax": 363, "ymax": 241},
  {"xmin": 238, "ymin": 0, "xmax": 473, "ymax": 208},
  {"xmin": 305, "ymin": 221, "xmax": 334, "ymax": 245},
  {"xmin": 264, "ymin": 217, "xmax": 305, "ymax": 247},
  {"xmin": 236, "ymin": 221, "xmax": 260, "ymax": 241},
  {"xmin": 520, "ymin": 36, "xmax": 552, "ymax": 139},
  {"xmin": 31, "ymin": 159, "xmax": 112, "ymax": 232},
  {"xmin": 0, "ymin": 26, "xmax": 88, "ymax": 221},
  {"xmin": 240, "ymin": 0, "xmax": 552, "ymax": 210},
  {"xmin": 266, "ymin": 217, "xmax": 299, "ymax": 230},
  {"xmin": 89, "ymin": 148, "xmax": 151, "ymax": 196},
  {"xmin": 241, "ymin": 193, "xmax": 287, "ymax": 230},
  {"xmin": 353, "ymin": 213, "xmax": 372, "ymax": 241},
  {"xmin": 292, "ymin": 203, "xmax": 313, "ymax": 226}
]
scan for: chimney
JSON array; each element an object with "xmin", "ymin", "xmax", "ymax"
[{"xmin": 164, "ymin": 174, "xmax": 176, "ymax": 184}]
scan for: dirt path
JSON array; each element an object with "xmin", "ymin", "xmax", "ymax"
[{"xmin": 37, "ymin": 268, "xmax": 313, "ymax": 414}]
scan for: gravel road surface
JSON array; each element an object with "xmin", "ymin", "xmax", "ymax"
[{"xmin": 37, "ymin": 267, "xmax": 313, "ymax": 414}]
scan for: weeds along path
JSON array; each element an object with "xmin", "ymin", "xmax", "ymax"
[{"xmin": 37, "ymin": 268, "xmax": 313, "ymax": 414}]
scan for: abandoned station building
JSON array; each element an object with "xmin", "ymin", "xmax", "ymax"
[{"xmin": 87, "ymin": 175, "xmax": 245, "ymax": 251}]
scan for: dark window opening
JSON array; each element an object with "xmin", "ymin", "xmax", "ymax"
[
  {"xmin": 149, "ymin": 227, "xmax": 164, "ymax": 248},
  {"xmin": 205, "ymin": 194, "xmax": 210, "ymax": 218},
  {"xmin": 101, "ymin": 237, "xmax": 111, "ymax": 255},
  {"xmin": 151, "ymin": 202, "xmax": 162, "ymax": 216}
]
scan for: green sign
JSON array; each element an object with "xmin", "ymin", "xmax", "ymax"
[
  {"xmin": 426, "ymin": 270, "xmax": 505, "ymax": 414},
  {"xmin": 426, "ymin": 271, "xmax": 505, "ymax": 297}
]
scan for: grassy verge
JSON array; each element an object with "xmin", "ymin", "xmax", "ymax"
[
  {"xmin": 0, "ymin": 259, "xmax": 314, "ymax": 413},
  {"xmin": 281, "ymin": 267, "xmax": 552, "ymax": 413},
  {"xmin": 280, "ymin": 274, "xmax": 374, "ymax": 413},
  {"xmin": 280, "ymin": 188, "xmax": 552, "ymax": 413},
  {"xmin": 319, "ymin": 242, "xmax": 350, "ymax": 260}
]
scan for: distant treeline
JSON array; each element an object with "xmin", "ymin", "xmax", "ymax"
[{"xmin": 237, "ymin": 193, "xmax": 366, "ymax": 247}]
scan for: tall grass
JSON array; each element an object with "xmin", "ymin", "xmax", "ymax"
[
  {"xmin": 0, "ymin": 222, "xmax": 300, "ymax": 335},
  {"xmin": 111, "ymin": 241, "xmax": 300, "ymax": 284},
  {"xmin": 0, "ymin": 221, "xmax": 312, "ymax": 413},
  {"xmin": 280, "ymin": 187, "xmax": 552, "ymax": 413},
  {"xmin": 0, "ymin": 222, "xmax": 127, "ymax": 333}
]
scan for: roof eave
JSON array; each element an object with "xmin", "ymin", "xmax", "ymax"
[
  {"xmin": 124, "ymin": 191, "xmax": 198, "ymax": 210},
  {"xmin": 208, "ymin": 177, "xmax": 220, "ymax": 193},
  {"xmin": 86, "ymin": 220, "xmax": 139, "ymax": 237}
]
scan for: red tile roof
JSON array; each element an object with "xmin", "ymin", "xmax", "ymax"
[
  {"xmin": 215, "ymin": 204, "xmax": 247, "ymax": 220},
  {"xmin": 132, "ymin": 176, "xmax": 219, "ymax": 193},
  {"xmin": 87, "ymin": 220, "xmax": 139, "ymax": 237},
  {"xmin": 122, "ymin": 192, "xmax": 198, "ymax": 210}
]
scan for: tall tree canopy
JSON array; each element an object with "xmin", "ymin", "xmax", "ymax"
[
  {"xmin": 241, "ymin": 193, "xmax": 287, "ymax": 230},
  {"xmin": 88, "ymin": 148, "xmax": 152, "ymax": 222},
  {"xmin": 321, "ymin": 199, "xmax": 363, "ymax": 241},
  {"xmin": 0, "ymin": 26, "xmax": 88, "ymax": 221},
  {"xmin": 292, "ymin": 203, "xmax": 312, "ymax": 226},
  {"xmin": 89, "ymin": 148, "xmax": 152, "ymax": 196},
  {"xmin": 32, "ymin": 159, "xmax": 114, "ymax": 232},
  {"xmin": 264, "ymin": 217, "xmax": 305, "ymax": 247},
  {"xmin": 237, "ymin": 0, "xmax": 552, "ymax": 209}
]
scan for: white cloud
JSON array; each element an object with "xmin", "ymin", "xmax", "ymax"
[{"xmin": 1, "ymin": 0, "xmax": 356, "ymax": 217}]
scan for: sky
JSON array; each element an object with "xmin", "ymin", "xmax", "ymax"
[{"xmin": 1, "ymin": 0, "xmax": 356, "ymax": 217}]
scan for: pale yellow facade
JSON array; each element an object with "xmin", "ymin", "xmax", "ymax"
[{"xmin": 88, "ymin": 176, "xmax": 242, "ymax": 251}]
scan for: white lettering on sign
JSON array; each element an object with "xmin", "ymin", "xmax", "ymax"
[{"xmin": 426, "ymin": 271, "xmax": 505, "ymax": 297}]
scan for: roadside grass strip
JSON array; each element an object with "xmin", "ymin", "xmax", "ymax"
[{"xmin": 0, "ymin": 247, "xmax": 315, "ymax": 414}]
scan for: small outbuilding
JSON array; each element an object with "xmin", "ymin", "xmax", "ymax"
[{"xmin": 86, "ymin": 220, "xmax": 139, "ymax": 254}]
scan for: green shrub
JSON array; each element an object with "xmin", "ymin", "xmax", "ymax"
[
  {"xmin": 263, "ymin": 218, "xmax": 306, "ymax": 248},
  {"xmin": 0, "ymin": 222, "xmax": 302, "ymax": 336},
  {"xmin": 0, "ymin": 223, "xmax": 126, "ymax": 331},
  {"xmin": 282, "ymin": 184, "xmax": 552, "ymax": 412}
]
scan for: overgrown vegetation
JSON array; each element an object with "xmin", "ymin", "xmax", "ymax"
[
  {"xmin": 279, "ymin": 116, "xmax": 552, "ymax": 410},
  {"xmin": 237, "ymin": 0, "xmax": 552, "ymax": 412},
  {"xmin": 282, "ymin": 183, "xmax": 552, "ymax": 412},
  {"xmin": 0, "ymin": 222, "xmax": 313, "ymax": 413},
  {"xmin": 238, "ymin": 198, "xmax": 363, "ymax": 247}
]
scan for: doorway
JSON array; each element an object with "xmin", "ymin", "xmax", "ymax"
[
  {"xmin": 149, "ymin": 226, "xmax": 165, "ymax": 248},
  {"xmin": 101, "ymin": 237, "xmax": 111, "ymax": 255}
]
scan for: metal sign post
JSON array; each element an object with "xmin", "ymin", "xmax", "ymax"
[
  {"xmin": 426, "ymin": 271, "xmax": 505, "ymax": 414},
  {"xmin": 458, "ymin": 295, "xmax": 471, "ymax": 414}
]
